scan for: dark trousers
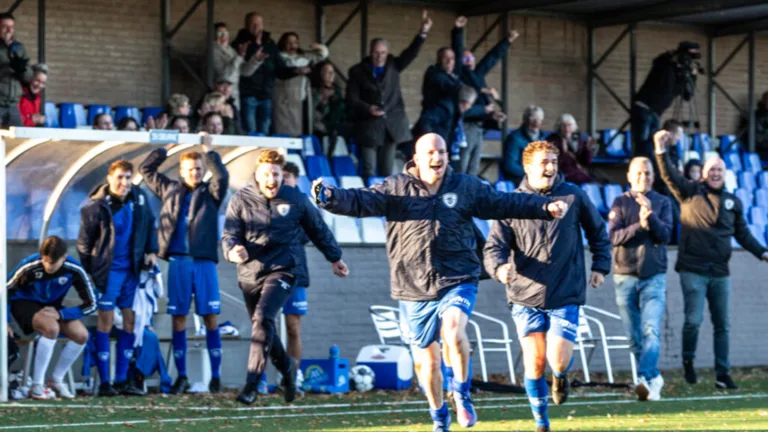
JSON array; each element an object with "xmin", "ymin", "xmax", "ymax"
[
  {"xmin": 679, "ymin": 272, "xmax": 731, "ymax": 376},
  {"xmin": 240, "ymin": 271, "xmax": 296, "ymax": 378},
  {"xmin": 0, "ymin": 105, "xmax": 22, "ymax": 129},
  {"xmin": 360, "ymin": 137, "xmax": 397, "ymax": 178},
  {"xmin": 458, "ymin": 122, "xmax": 484, "ymax": 176}
]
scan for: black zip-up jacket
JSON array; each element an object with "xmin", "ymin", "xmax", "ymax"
[
  {"xmin": 319, "ymin": 163, "xmax": 554, "ymax": 301},
  {"xmin": 291, "ymin": 231, "xmax": 311, "ymax": 287},
  {"xmin": 656, "ymin": 150, "xmax": 767, "ymax": 276},
  {"xmin": 232, "ymin": 30, "xmax": 286, "ymax": 101},
  {"xmin": 484, "ymin": 175, "xmax": 611, "ymax": 309},
  {"xmin": 635, "ymin": 51, "xmax": 696, "ymax": 116},
  {"xmin": 222, "ymin": 179, "xmax": 342, "ymax": 282},
  {"xmin": 77, "ymin": 185, "xmax": 159, "ymax": 291},
  {"xmin": 609, "ymin": 190, "xmax": 673, "ymax": 279},
  {"xmin": 139, "ymin": 148, "xmax": 229, "ymax": 262}
]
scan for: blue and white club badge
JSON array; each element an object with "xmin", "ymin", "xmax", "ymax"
[
  {"xmin": 442, "ymin": 193, "xmax": 458, "ymax": 208},
  {"xmin": 277, "ymin": 204, "xmax": 291, "ymax": 216},
  {"xmin": 724, "ymin": 198, "xmax": 734, "ymax": 210}
]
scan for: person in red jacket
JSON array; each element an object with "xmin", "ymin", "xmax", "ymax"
[
  {"xmin": 18, "ymin": 63, "xmax": 47, "ymax": 127},
  {"xmin": 546, "ymin": 113, "xmax": 598, "ymax": 185}
]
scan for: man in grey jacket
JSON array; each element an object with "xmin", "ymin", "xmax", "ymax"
[{"xmin": 0, "ymin": 13, "xmax": 32, "ymax": 127}]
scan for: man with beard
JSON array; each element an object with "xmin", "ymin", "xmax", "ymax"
[
  {"xmin": 312, "ymin": 133, "xmax": 568, "ymax": 432},
  {"xmin": 484, "ymin": 140, "xmax": 611, "ymax": 432},
  {"xmin": 222, "ymin": 149, "xmax": 349, "ymax": 405}
]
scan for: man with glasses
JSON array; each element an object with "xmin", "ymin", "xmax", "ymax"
[{"xmin": 503, "ymin": 105, "xmax": 545, "ymax": 185}]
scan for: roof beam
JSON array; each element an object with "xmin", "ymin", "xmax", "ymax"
[
  {"xmin": 711, "ymin": 17, "xmax": 768, "ymax": 38},
  {"xmin": 462, "ymin": 0, "xmax": 580, "ymax": 17},
  {"xmin": 589, "ymin": 0, "xmax": 768, "ymax": 28}
]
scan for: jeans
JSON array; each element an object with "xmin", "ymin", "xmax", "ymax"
[
  {"xmin": 241, "ymin": 96, "xmax": 272, "ymax": 134},
  {"xmin": 458, "ymin": 122, "xmax": 484, "ymax": 176},
  {"xmin": 614, "ymin": 273, "xmax": 666, "ymax": 380},
  {"xmin": 679, "ymin": 271, "xmax": 731, "ymax": 376}
]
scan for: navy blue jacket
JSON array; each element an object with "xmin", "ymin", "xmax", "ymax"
[
  {"xmin": 484, "ymin": 175, "xmax": 611, "ymax": 309},
  {"xmin": 609, "ymin": 190, "xmax": 673, "ymax": 279},
  {"xmin": 291, "ymin": 231, "xmax": 311, "ymax": 287},
  {"xmin": 454, "ymin": 28, "xmax": 509, "ymax": 124},
  {"xmin": 320, "ymin": 163, "xmax": 554, "ymax": 301},
  {"xmin": 77, "ymin": 185, "xmax": 158, "ymax": 291},
  {"xmin": 7, "ymin": 254, "xmax": 97, "ymax": 321},
  {"xmin": 503, "ymin": 125, "xmax": 544, "ymax": 184},
  {"xmin": 222, "ymin": 179, "xmax": 342, "ymax": 281},
  {"xmin": 139, "ymin": 148, "xmax": 229, "ymax": 262}
]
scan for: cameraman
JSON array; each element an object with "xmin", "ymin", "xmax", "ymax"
[
  {"xmin": 632, "ymin": 41, "xmax": 700, "ymax": 161},
  {"xmin": 0, "ymin": 13, "xmax": 31, "ymax": 128}
]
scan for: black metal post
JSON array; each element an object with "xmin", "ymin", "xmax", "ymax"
[
  {"xmin": 713, "ymin": 35, "xmax": 748, "ymax": 77},
  {"xmin": 594, "ymin": 72, "xmax": 630, "ymax": 113},
  {"xmin": 360, "ymin": 0, "xmax": 368, "ymax": 60},
  {"xmin": 593, "ymin": 25, "xmax": 630, "ymax": 70},
  {"xmin": 161, "ymin": 0, "xmax": 171, "ymax": 103},
  {"xmin": 168, "ymin": 0, "xmax": 204, "ymax": 39},
  {"xmin": 587, "ymin": 26, "xmax": 595, "ymax": 136},
  {"xmin": 315, "ymin": 3, "xmax": 324, "ymax": 43},
  {"xmin": 470, "ymin": 15, "xmax": 502, "ymax": 52},
  {"xmin": 707, "ymin": 36, "xmax": 715, "ymax": 138},
  {"xmin": 500, "ymin": 12, "xmax": 509, "ymax": 141},
  {"xmin": 748, "ymin": 31, "xmax": 756, "ymax": 152},
  {"xmin": 37, "ymin": 0, "xmax": 45, "ymax": 106},
  {"xmin": 205, "ymin": 0, "xmax": 214, "ymax": 88},
  {"xmin": 325, "ymin": 5, "xmax": 360, "ymax": 47},
  {"xmin": 629, "ymin": 24, "xmax": 636, "ymax": 109},
  {"xmin": 6, "ymin": 0, "xmax": 23, "ymax": 14}
]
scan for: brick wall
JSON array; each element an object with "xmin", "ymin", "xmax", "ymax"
[{"xmin": 5, "ymin": 0, "xmax": 768, "ymax": 135}]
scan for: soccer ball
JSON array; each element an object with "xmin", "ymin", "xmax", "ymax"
[{"xmin": 350, "ymin": 365, "xmax": 376, "ymax": 392}]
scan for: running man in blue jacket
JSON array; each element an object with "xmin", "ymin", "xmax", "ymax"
[
  {"xmin": 484, "ymin": 140, "xmax": 611, "ymax": 432},
  {"xmin": 313, "ymin": 133, "xmax": 568, "ymax": 432},
  {"xmin": 8, "ymin": 236, "xmax": 96, "ymax": 400}
]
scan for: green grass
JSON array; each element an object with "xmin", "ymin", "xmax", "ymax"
[{"xmin": 2, "ymin": 367, "xmax": 767, "ymax": 431}]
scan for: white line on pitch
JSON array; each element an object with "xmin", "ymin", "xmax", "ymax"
[{"xmin": 0, "ymin": 393, "xmax": 764, "ymax": 430}]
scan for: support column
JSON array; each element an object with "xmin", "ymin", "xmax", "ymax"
[
  {"xmin": 629, "ymin": 24, "xmax": 636, "ymax": 109},
  {"xmin": 37, "ymin": 0, "xmax": 45, "ymax": 106},
  {"xmin": 707, "ymin": 36, "xmax": 715, "ymax": 138},
  {"xmin": 315, "ymin": 3, "xmax": 324, "ymax": 43},
  {"xmin": 161, "ymin": 0, "xmax": 171, "ymax": 103},
  {"xmin": 205, "ymin": 0, "xmax": 214, "ymax": 88},
  {"xmin": 587, "ymin": 26, "xmax": 596, "ymax": 136},
  {"xmin": 360, "ymin": 0, "xmax": 368, "ymax": 60},
  {"xmin": 500, "ymin": 12, "xmax": 509, "ymax": 141},
  {"xmin": 748, "ymin": 31, "xmax": 756, "ymax": 153}
]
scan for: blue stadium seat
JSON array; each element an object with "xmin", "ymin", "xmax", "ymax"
[
  {"xmin": 603, "ymin": 184, "xmax": 623, "ymax": 210},
  {"xmin": 600, "ymin": 129, "xmax": 629, "ymax": 157},
  {"xmin": 744, "ymin": 152, "xmax": 762, "ymax": 174},
  {"xmin": 331, "ymin": 156, "xmax": 357, "ymax": 177},
  {"xmin": 473, "ymin": 218, "xmax": 490, "ymax": 239},
  {"xmin": 483, "ymin": 130, "xmax": 503, "ymax": 141},
  {"xmin": 302, "ymin": 135, "xmax": 323, "ymax": 155},
  {"xmin": 735, "ymin": 188, "xmax": 753, "ymax": 207},
  {"xmin": 495, "ymin": 181, "xmax": 508, "ymax": 193},
  {"xmin": 297, "ymin": 176, "xmax": 311, "ymax": 195},
  {"xmin": 758, "ymin": 172, "xmax": 768, "ymax": 189},
  {"xmin": 59, "ymin": 103, "xmax": 86, "ymax": 128},
  {"xmin": 305, "ymin": 156, "xmax": 332, "ymax": 180},
  {"xmin": 581, "ymin": 184, "xmax": 606, "ymax": 215},
  {"xmin": 44, "ymin": 102, "xmax": 59, "ymax": 128},
  {"xmin": 115, "ymin": 106, "xmax": 141, "ymax": 124},
  {"xmin": 724, "ymin": 152, "xmax": 743, "ymax": 172},
  {"xmin": 367, "ymin": 177, "xmax": 385, "ymax": 187},
  {"xmin": 756, "ymin": 189, "xmax": 768, "ymax": 209},
  {"xmin": 142, "ymin": 106, "xmax": 164, "ymax": 125},
  {"xmin": 718, "ymin": 134, "xmax": 738, "ymax": 153},
  {"xmin": 739, "ymin": 171, "xmax": 757, "ymax": 191},
  {"xmin": 750, "ymin": 207, "xmax": 767, "ymax": 226},
  {"xmin": 319, "ymin": 176, "xmax": 338, "ymax": 188},
  {"xmin": 691, "ymin": 133, "xmax": 712, "ymax": 155},
  {"xmin": 748, "ymin": 224, "xmax": 767, "ymax": 248},
  {"xmin": 503, "ymin": 180, "xmax": 515, "ymax": 191},
  {"xmin": 88, "ymin": 104, "xmax": 111, "ymax": 125}
]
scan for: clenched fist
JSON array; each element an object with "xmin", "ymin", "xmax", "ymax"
[{"xmin": 547, "ymin": 200, "xmax": 569, "ymax": 219}]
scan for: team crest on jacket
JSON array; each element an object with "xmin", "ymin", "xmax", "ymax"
[
  {"xmin": 138, "ymin": 194, "xmax": 145, "ymax": 206},
  {"xmin": 34, "ymin": 271, "xmax": 43, "ymax": 279},
  {"xmin": 724, "ymin": 198, "xmax": 734, "ymax": 210},
  {"xmin": 58, "ymin": 276, "xmax": 68, "ymax": 285},
  {"xmin": 277, "ymin": 204, "xmax": 291, "ymax": 216},
  {"xmin": 442, "ymin": 193, "xmax": 458, "ymax": 208}
]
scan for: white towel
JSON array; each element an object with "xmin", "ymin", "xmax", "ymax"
[{"xmin": 132, "ymin": 265, "xmax": 164, "ymax": 347}]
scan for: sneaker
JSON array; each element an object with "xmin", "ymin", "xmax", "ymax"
[
  {"xmin": 113, "ymin": 380, "xmax": 146, "ymax": 396},
  {"xmin": 683, "ymin": 359, "xmax": 697, "ymax": 384},
  {"xmin": 536, "ymin": 427, "xmax": 551, "ymax": 432},
  {"xmin": 236, "ymin": 382, "xmax": 258, "ymax": 405},
  {"xmin": 97, "ymin": 382, "xmax": 119, "ymax": 397},
  {"xmin": 282, "ymin": 358, "xmax": 298, "ymax": 403},
  {"xmin": 552, "ymin": 375, "xmax": 570, "ymax": 405},
  {"xmin": 209, "ymin": 377, "xmax": 221, "ymax": 394},
  {"xmin": 452, "ymin": 390, "xmax": 477, "ymax": 428},
  {"xmin": 30, "ymin": 384, "xmax": 56, "ymax": 400},
  {"xmin": 715, "ymin": 374, "xmax": 738, "ymax": 390},
  {"xmin": 432, "ymin": 406, "xmax": 452, "ymax": 432},
  {"xmin": 635, "ymin": 377, "xmax": 650, "ymax": 402},
  {"xmin": 49, "ymin": 380, "xmax": 75, "ymax": 399},
  {"xmin": 648, "ymin": 374, "xmax": 665, "ymax": 401},
  {"xmin": 170, "ymin": 376, "xmax": 191, "ymax": 395}
]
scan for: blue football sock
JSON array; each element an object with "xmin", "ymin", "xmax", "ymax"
[
  {"xmin": 451, "ymin": 376, "xmax": 471, "ymax": 394},
  {"xmin": 429, "ymin": 402, "xmax": 449, "ymax": 424},
  {"xmin": 115, "ymin": 330, "xmax": 135, "ymax": 383},
  {"xmin": 172, "ymin": 330, "xmax": 187, "ymax": 377},
  {"xmin": 95, "ymin": 331, "xmax": 111, "ymax": 384},
  {"xmin": 553, "ymin": 356, "xmax": 575, "ymax": 379},
  {"xmin": 206, "ymin": 329, "xmax": 222, "ymax": 379},
  {"xmin": 524, "ymin": 375, "xmax": 550, "ymax": 428}
]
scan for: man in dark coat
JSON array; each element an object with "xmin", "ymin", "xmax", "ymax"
[{"xmin": 346, "ymin": 10, "xmax": 432, "ymax": 179}]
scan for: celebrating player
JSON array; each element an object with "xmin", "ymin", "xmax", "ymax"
[
  {"xmin": 78, "ymin": 160, "xmax": 158, "ymax": 397},
  {"xmin": 7, "ymin": 236, "xmax": 96, "ymax": 399},
  {"xmin": 222, "ymin": 149, "xmax": 349, "ymax": 405},
  {"xmin": 483, "ymin": 140, "xmax": 611, "ymax": 432},
  {"xmin": 312, "ymin": 133, "xmax": 568, "ymax": 432},
  {"xmin": 139, "ymin": 135, "xmax": 229, "ymax": 394}
]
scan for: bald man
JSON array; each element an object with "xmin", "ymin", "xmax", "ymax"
[
  {"xmin": 609, "ymin": 157, "xmax": 673, "ymax": 401},
  {"xmin": 654, "ymin": 130, "xmax": 768, "ymax": 391},
  {"xmin": 312, "ymin": 133, "xmax": 569, "ymax": 432}
]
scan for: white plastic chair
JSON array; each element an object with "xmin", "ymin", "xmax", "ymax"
[
  {"xmin": 362, "ymin": 218, "xmax": 386, "ymax": 244},
  {"xmin": 704, "ymin": 151, "xmax": 720, "ymax": 162},
  {"xmin": 334, "ymin": 216, "xmax": 362, "ymax": 243},
  {"xmin": 466, "ymin": 311, "xmax": 517, "ymax": 384},
  {"xmin": 683, "ymin": 150, "xmax": 700, "ymax": 163},
  {"xmin": 725, "ymin": 169, "xmax": 738, "ymax": 193},
  {"xmin": 340, "ymin": 176, "xmax": 365, "ymax": 189},
  {"xmin": 575, "ymin": 305, "xmax": 637, "ymax": 385},
  {"xmin": 285, "ymin": 153, "xmax": 306, "ymax": 175},
  {"xmin": 368, "ymin": 305, "xmax": 408, "ymax": 346}
]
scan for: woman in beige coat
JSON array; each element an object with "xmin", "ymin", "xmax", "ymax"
[{"xmin": 212, "ymin": 22, "xmax": 266, "ymax": 110}]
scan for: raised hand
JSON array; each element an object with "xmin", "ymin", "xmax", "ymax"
[
  {"xmin": 420, "ymin": 9, "xmax": 433, "ymax": 34},
  {"xmin": 254, "ymin": 47, "xmax": 268, "ymax": 62},
  {"xmin": 312, "ymin": 178, "xmax": 330, "ymax": 204},
  {"xmin": 455, "ymin": 16, "xmax": 468, "ymax": 28},
  {"xmin": 508, "ymin": 30, "xmax": 520, "ymax": 44},
  {"xmin": 653, "ymin": 130, "xmax": 673, "ymax": 154}
]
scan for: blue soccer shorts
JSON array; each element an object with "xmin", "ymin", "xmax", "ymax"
[
  {"xmin": 399, "ymin": 284, "xmax": 478, "ymax": 349},
  {"xmin": 166, "ymin": 256, "xmax": 221, "ymax": 316},
  {"xmin": 282, "ymin": 287, "xmax": 308, "ymax": 316},
  {"xmin": 511, "ymin": 304, "xmax": 580, "ymax": 343},
  {"xmin": 99, "ymin": 269, "xmax": 139, "ymax": 311}
]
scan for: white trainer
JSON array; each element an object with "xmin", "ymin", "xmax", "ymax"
[
  {"xmin": 30, "ymin": 384, "xmax": 56, "ymax": 400},
  {"xmin": 50, "ymin": 380, "xmax": 75, "ymax": 399},
  {"xmin": 648, "ymin": 374, "xmax": 664, "ymax": 401},
  {"xmin": 634, "ymin": 377, "xmax": 650, "ymax": 401}
]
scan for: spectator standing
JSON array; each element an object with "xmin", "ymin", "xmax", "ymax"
[
  {"xmin": 312, "ymin": 62, "xmax": 346, "ymax": 158},
  {"xmin": 546, "ymin": 114, "xmax": 598, "ymax": 185},
  {"xmin": 19, "ymin": 63, "xmax": 47, "ymax": 127},
  {"xmin": 739, "ymin": 91, "xmax": 768, "ymax": 159},
  {"xmin": 93, "ymin": 113, "xmax": 115, "ymax": 131},
  {"xmin": 654, "ymin": 129, "xmax": 768, "ymax": 390},
  {"xmin": 503, "ymin": 105, "xmax": 544, "ymax": 185},
  {"xmin": 448, "ymin": 86, "xmax": 478, "ymax": 165},
  {"xmin": 456, "ymin": 27, "xmax": 517, "ymax": 176},
  {"xmin": 0, "ymin": 13, "xmax": 31, "ymax": 128},
  {"xmin": 273, "ymin": 33, "xmax": 328, "ymax": 136},
  {"xmin": 609, "ymin": 157, "xmax": 673, "ymax": 402},
  {"xmin": 212, "ymin": 22, "xmax": 256, "ymax": 111},
  {"xmin": 346, "ymin": 9, "xmax": 432, "ymax": 178}
]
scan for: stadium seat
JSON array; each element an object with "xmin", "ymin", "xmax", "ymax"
[
  {"xmin": 59, "ymin": 103, "xmax": 86, "ymax": 129},
  {"xmin": 581, "ymin": 184, "xmax": 606, "ymax": 215},
  {"xmin": 473, "ymin": 218, "xmax": 490, "ymax": 239},
  {"xmin": 362, "ymin": 218, "xmax": 386, "ymax": 244},
  {"xmin": 739, "ymin": 171, "xmax": 757, "ymax": 191},
  {"xmin": 756, "ymin": 189, "xmax": 768, "ymax": 209},
  {"xmin": 323, "ymin": 135, "xmax": 349, "ymax": 156},
  {"xmin": 683, "ymin": 151, "xmax": 700, "ymax": 163},
  {"xmin": 334, "ymin": 216, "xmax": 362, "ymax": 243},
  {"xmin": 744, "ymin": 152, "xmax": 763, "ymax": 174},
  {"xmin": 718, "ymin": 134, "xmax": 738, "ymax": 153},
  {"xmin": 748, "ymin": 224, "xmax": 767, "ymax": 248},
  {"xmin": 43, "ymin": 102, "xmax": 59, "ymax": 128},
  {"xmin": 691, "ymin": 133, "xmax": 712, "ymax": 155},
  {"xmin": 305, "ymin": 155, "xmax": 332, "ymax": 180},
  {"xmin": 115, "ymin": 106, "xmax": 141, "ymax": 124},
  {"xmin": 600, "ymin": 129, "xmax": 629, "ymax": 158},
  {"xmin": 319, "ymin": 176, "xmax": 338, "ymax": 188},
  {"xmin": 750, "ymin": 207, "xmax": 767, "ymax": 226},
  {"xmin": 142, "ymin": 107, "xmax": 164, "ymax": 125},
  {"xmin": 603, "ymin": 184, "xmax": 623, "ymax": 210},
  {"xmin": 724, "ymin": 152, "xmax": 743, "ymax": 172},
  {"xmin": 332, "ymin": 156, "xmax": 357, "ymax": 177},
  {"xmin": 367, "ymin": 177, "xmax": 386, "ymax": 187},
  {"xmin": 677, "ymin": 133, "xmax": 690, "ymax": 159},
  {"xmin": 285, "ymin": 153, "xmax": 306, "ymax": 176},
  {"xmin": 340, "ymin": 176, "xmax": 365, "ymax": 189},
  {"xmin": 301, "ymin": 135, "xmax": 322, "ymax": 155},
  {"xmin": 725, "ymin": 170, "xmax": 738, "ymax": 193},
  {"xmin": 758, "ymin": 171, "xmax": 768, "ymax": 189},
  {"xmin": 297, "ymin": 176, "xmax": 311, "ymax": 195},
  {"xmin": 703, "ymin": 151, "xmax": 719, "ymax": 162},
  {"xmin": 87, "ymin": 104, "xmax": 111, "ymax": 125},
  {"xmin": 735, "ymin": 188, "xmax": 753, "ymax": 207}
]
